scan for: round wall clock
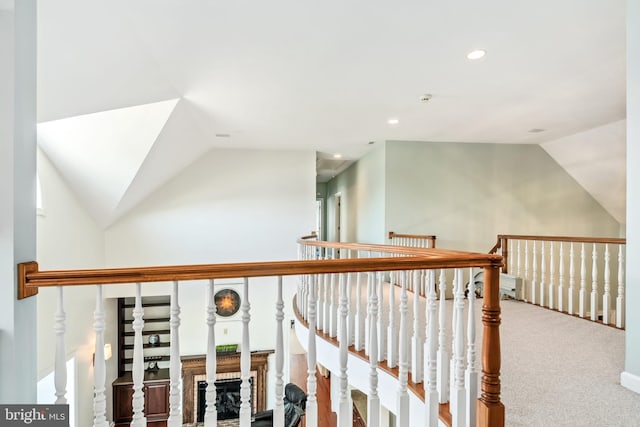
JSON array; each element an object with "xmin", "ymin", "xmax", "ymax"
[{"xmin": 214, "ymin": 288, "xmax": 241, "ymax": 317}]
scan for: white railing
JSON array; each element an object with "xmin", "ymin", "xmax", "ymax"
[
  {"xmin": 297, "ymin": 240, "xmax": 503, "ymax": 427},
  {"xmin": 18, "ymin": 238, "xmax": 504, "ymax": 427},
  {"xmin": 389, "ymin": 231, "xmax": 437, "ymax": 249},
  {"xmin": 491, "ymin": 234, "xmax": 626, "ymax": 328}
]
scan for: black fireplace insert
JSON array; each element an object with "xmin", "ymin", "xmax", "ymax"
[{"xmin": 197, "ymin": 378, "xmax": 254, "ymax": 422}]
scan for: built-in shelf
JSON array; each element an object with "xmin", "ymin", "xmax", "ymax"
[
  {"xmin": 123, "ymin": 317, "xmax": 170, "ymax": 324},
  {"xmin": 122, "ymin": 342, "xmax": 171, "ymax": 350},
  {"xmin": 117, "ymin": 296, "xmax": 171, "ymax": 377},
  {"xmin": 123, "ymin": 329, "xmax": 171, "ymax": 337},
  {"xmin": 122, "ymin": 302, "xmax": 171, "ymax": 308},
  {"xmin": 122, "ymin": 355, "xmax": 172, "ymax": 364}
]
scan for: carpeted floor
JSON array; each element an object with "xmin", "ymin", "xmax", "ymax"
[{"xmin": 498, "ymin": 299, "xmax": 640, "ymax": 427}]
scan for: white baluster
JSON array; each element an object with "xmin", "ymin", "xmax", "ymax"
[
  {"xmin": 616, "ymin": 245, "xmax": 625, "ymax": 328},
  {"xmin": 346, "ymin": 250, "xmax": 355, "ymax": 347},
  {"xmin": 509, "ymin": 240, "xmax": 514, "ymax": 274},
  {"xmin": 274, "ymin": 277, "xmax": 285, "ymax": 427},
  {"xmin": 240, "ymin": 278, "xmax": 251, "ymax": 427},
  {"xmin": 338, "ymin": 273, "xmax": 351, "ymax": 427},
  {"xmin": 603, "ymin": 244, "xmax": 611, "ymax": 324},
  {"xmin": 516, "ymin": 240, "xmax": 522, "ymax": 300},
  {"xmin": 204, "ymin": 280, "xmax": 217, "ymax": 427},
  {"xmin": 452, "ymin": 269, "xmax": 466, "ymax": 427},
  {"xmin": 411, "ymin": 269, "xmax": 423, "ymax": 383},
  {"xmin": 364, "ymin": 269, "xmax": 370, "ymax": 357},
  {"xmin": 131, "ymin": 283, "xmax": 146, "ymax": 427},
  {"xmin": 368, "ymin": 272, "xmax": 380, "ymax": 427},
  {"xmin": 92, "ymin": 286, "xmax": 108, "ymax": 427},
  {"xmin": 330, "ymin": 269, "xmax": 338, "ymax": 338},
  {"xmin": 437, "ymin": 269, "xmax": 449, "ymax": 403},
  {"xmin": 397, "ymin": 271, "xmax": 409, "ymax": 427},
  {"xmin": 55, "ymin": 287, "xmax": 67, "ymax": 405},
  {"xmin": 387, "ymin": 271, "xmax": 397, "ymax": 368},
  {"xmin": 539, "ymin": 242, "xmax": 546, "ymax": 307},
  {"xmin": 558, "ymin": 242, "xmax": 565, "ymax": 313},
  {"xmin": 377, "ymin": 272, "xmax": 386, "ymax": 362},
  {"xmin": 568, "ymin": 243, "xmax": 575, "ymax": 315},
  {"xmin": 317, "ymin": 269, "xmax": 325, "ymax": 334},
  {"xmin": 318, "ymin": 270, "xmax": 333, "ymax": 334},
  {"xmin": 531, "ymin": 241, "xmax": 537, "ymax": 305},
  {"xmin": 524, "ymin": 241, "xmax": 529, "ymax": 303},
  {"xmin": 307, "ymin": 275, "xmax": 318, "ymax": 427},
  {"xmin": 168, "ymin": 281, "xmax": 182, "ymax": 427},
  {"xmin": 465, "ymin": 268, "xmax": 478, "ymax": 427},
  {"xmin": 591, "ymin": 244, "xmax": 599, "ymax": 321},
  {"xmin": 579, "ymin": 243, "xmax": 587, "ymax": 318},
  {"xmin": 425, "ymin": 270, "xmax": 438, "ymax": 426},
  {"xmin": 548, "ymin": 241, "xmax": 555, "ymax": 310},
  {"xmin": 449, "ymin": 270, "xmax": 457, "ymax": 405},
  {"xmin": 355, "ymin": 265, "xmax": 365, "ymax": 352}
]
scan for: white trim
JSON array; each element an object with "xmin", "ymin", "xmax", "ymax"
[{"xmin": 621, "ymin": 371, "xmax": 640, "ymax": 394}]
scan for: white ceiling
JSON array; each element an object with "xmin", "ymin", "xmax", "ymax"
[{"xmin": 36, "ymin": 0, "xmax": 627, "ymax": 227}]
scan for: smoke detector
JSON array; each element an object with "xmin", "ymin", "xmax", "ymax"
[{"xmin": 420, "ymin": 94, "xmax": 433, "ymax": 103}]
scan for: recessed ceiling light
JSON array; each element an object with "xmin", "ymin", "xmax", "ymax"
[
  {"xmin": 528, "ymin": 128, "xmax": 546, "ymax": 133},
  {"xmin": 467, "ymin": 49, "xmax": 486, "ymax": 60},
  {"xmin": 333, "ymin": 154, "xmax": 342, "ymax": 159},
  {"xmin": 388, "ymin": 118, "xmax": 399, "ymax": 125},
  {"xmin": 215, "ymin": 133, "xmax": 231, "ymax": 138}
]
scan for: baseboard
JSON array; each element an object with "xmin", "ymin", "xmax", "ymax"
[{"xmin": 621, "ymin": 371, "xmax": 640, "ymax": 394}]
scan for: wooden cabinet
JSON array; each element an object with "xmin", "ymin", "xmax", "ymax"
[{"xmin": 113, "ymin": 371, "xmax": 169, "ymax": 426}]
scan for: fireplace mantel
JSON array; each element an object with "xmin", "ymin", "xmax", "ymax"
[{"xmin": 181, "ymin": 350, "xmax": 274, "ymax": 424}]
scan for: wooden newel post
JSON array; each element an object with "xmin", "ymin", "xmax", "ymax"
[
  {"xmin": 501, "ymin": 238, "xmax": 509, "ymax": 274},
  {"xmin": 477, "ymin": 264, "xmax": 505, "ymax": 427}
]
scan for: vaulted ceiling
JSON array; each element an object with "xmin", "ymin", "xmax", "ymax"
[{"xmin": 36, "ymin": 0, "xmax": 627, "ymax": 227}]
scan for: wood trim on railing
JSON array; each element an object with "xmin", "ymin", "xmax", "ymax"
[
  {"xmin": 18, "ymin": 252, "xmax": 502, "ymax": 298},
  {"xmin": 495, "ymin": 234, "xmax": 626, "ymax": 245},
  {"xmin": 388, "ymin": 231, "xmax": 437, "ymax": 248},
  {"xmin": 300, "ymin": 231, "xmax": 318, "ymax": 240},
  {"xmin": 18, "ymin": 261, "xmax": 39, "ymax": 299}
]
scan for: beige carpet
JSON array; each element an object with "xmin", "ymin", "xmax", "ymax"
[{"xmin": 499, "ymin": 299, "xmax": 640, "ymax": 427}]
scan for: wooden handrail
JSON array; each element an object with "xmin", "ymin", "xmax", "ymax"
[
  {"xmin": 18, "ymin": 250, "xmax": 502, "ymax": 298},
  {"xmin": 388, "ymin": 231, "xmax": 437, "ymax": 248},
  {"xmin": 495, "ymin": 234, "xmax": 625, "ymax": 245},
  {"xmin": 299, "ymin": 231, "xmax": 318, "ymax": 240}
]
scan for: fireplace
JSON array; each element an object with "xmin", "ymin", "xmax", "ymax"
[
  {"xmin": 181, "ymin": 350, "xmax": 273, "ymax": 424},
  {"xmin": 196, "ymin": 378, "xmax": 254, "ymax": 422}
]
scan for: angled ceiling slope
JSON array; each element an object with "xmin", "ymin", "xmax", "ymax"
[{"xmin": 38, "ymin": 99, "xmax": 179, "ymax": 227}]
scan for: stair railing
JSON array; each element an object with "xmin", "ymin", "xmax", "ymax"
[
  {"xmin": 388, "ymin": 231, "xmax": 437, "ymax": 249},
  {"xmin": 297, "ymin": 239, "xmax": 504, "ymax": 427},
  {"xmin": 18, "ymin": 238, "xmax": 503, "ymax": 427},
  {"xmin": 490, "ymin": 234, "xmax": 626, "ymax": 328}
]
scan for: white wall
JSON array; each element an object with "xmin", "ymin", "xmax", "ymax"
[
  {"xmin": 0, "ymin": 1, "xmax": 38, "ymax": 403},
  {"xmin": 542, "ymin": 120, "xmax": 626, "ymax": 224},
  {"xmin": 326, "ymin": 144, "xmax": 387, "ymax": 244},
  {"xmin": 36, "ymin": 149, "xmax": 113, "ymax": 425},
  {"xmin": 385, "ymin": 141, "xmax": 620, "ymax": 253},
  {"xmin": 622, "ymin": 0, "xmax": 640, "ymax": 394},
  {"xmin": 104, "ymin": 148, "xmax": 316, "ymax": 404}
]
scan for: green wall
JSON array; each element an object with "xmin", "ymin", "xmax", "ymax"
[
  {"xmin": 326, "ymin": 144, "xmax": 386, "ymax": 244},
  {"xmin": 385, "ymin": 141, "xmax": 620, "ymax": 253}
]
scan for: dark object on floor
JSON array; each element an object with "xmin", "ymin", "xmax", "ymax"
[{"xmin": 251, "ymin": 383, "xmax": 307, "ymax": 427}]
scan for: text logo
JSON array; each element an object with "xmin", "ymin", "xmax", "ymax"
[{"xmin": 0, "ymin": 405, "xmax": 68, "ymax": 426}]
